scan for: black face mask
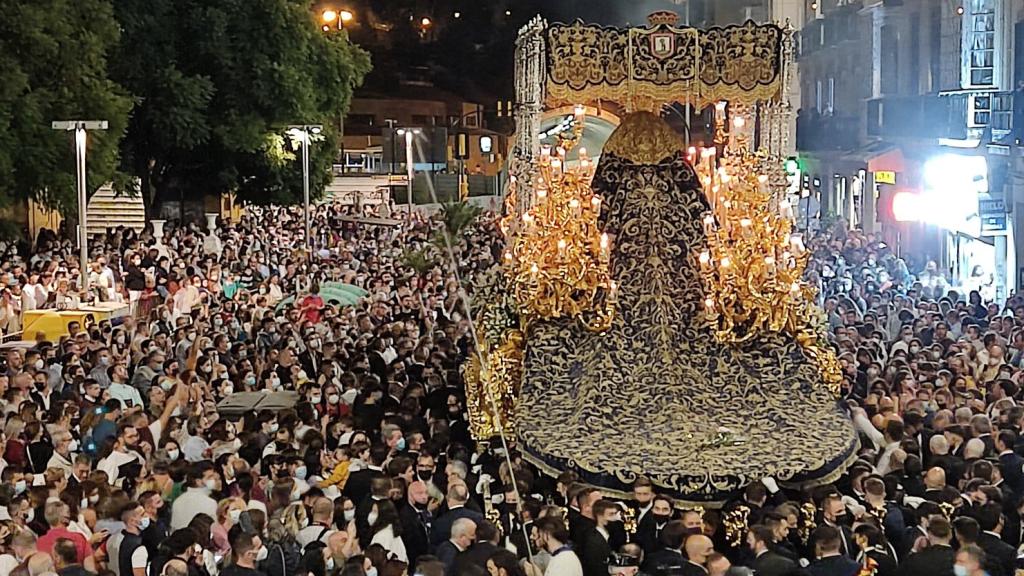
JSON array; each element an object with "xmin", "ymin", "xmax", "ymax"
[
  {"xmin": 416, "ymin": 470, "xmax": 433, "ymax": 483},
  {"xmin": 833, "ymin": 512, "xmax": 850, "ymax": 527},
  {"xmin": 651, "ymin": 513, "xmax": 672, "ymax": 525}
]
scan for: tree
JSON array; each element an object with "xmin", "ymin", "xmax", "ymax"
[
  {"xmin": 113, "ymin": 0, "xmax": 371, "ymax": 217},
  {"xmin": 0, "ymin": 0, "xmax": 132, "ymax": 221}
]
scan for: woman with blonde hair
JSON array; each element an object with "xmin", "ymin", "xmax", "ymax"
[
  {"xmin": 3, "ymin": 418, "xmax": 26, "ymax": 470},
  {"xmin": 212, "ymin": 497, "xmax": 247, "ymax": 558},
  {"xmin": 263, "ymin": 503, "xmax": 306, "ymax": 576}
]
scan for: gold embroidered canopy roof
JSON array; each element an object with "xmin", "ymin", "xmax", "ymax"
[{"xmin": 545, "ymin": 20, "xmax": 786, "ymax": 109}]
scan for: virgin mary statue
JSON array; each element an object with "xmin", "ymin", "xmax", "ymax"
[{"xmin": 516, "ymin": 112, "xmax": 857, "ymax": 504}]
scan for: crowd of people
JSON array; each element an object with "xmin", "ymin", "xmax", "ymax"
[{"xmin": 0, "ymin": 201, "xmax": 1018, "ymax": 576}]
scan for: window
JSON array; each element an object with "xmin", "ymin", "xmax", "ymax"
[
  {"xmin": 816, "ymin": 80, "xmax": 823, "ymax": 111},
  {"xmin": 967, "ymin": 0, "xmax": 996, "ymax": 87},
  {"xmin": 346, "ymin": 114, "xmax": 376, "ymax": 127},
  {"xmin": 973, "ymin": 94, "xmax": 992, "ymax": 125},
  {"xmin": 827, "ymin": 77, "xmax": 835, "ymax": 114},
  {"xmin": 992, "ymin": 93, "xmax": 1013, "ymax": 130}
]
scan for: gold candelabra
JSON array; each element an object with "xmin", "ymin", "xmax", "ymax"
[
  {"xmin": 694, "ymin": 103, "xmax": 841, "ymax": 396},
  {"xmin": 504, "ymin": 105, "xmax": 617, "ymax": 331}
]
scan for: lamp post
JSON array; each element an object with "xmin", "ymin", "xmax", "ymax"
[
  {"xmin": 397, "ymin": 128, "xmax": 421, "ymax": 221},
  {"xmin": 321, "ymin": 8, "xmax": 354, "ymax": 31},
  {"xmin": 51, "ymin": 120, "xmax": 107, "ymax": 293},
  {"xmin": 287, "ymin": 125, "xmax": 323, "ymax": 260}
]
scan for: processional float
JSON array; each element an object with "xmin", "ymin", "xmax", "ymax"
[{"xmin": 463, "ymin": 11, "xmax": 858, "ymax": 507}]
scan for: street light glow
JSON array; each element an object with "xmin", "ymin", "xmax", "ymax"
[
  {"xmin": 454, "ymin": 11, "xmax": 461, "ymax": 18},
  {"xmin": 421, "ymin": 17, "xmax": 432, "ymax": 27},
  {"xmin": 322, "ymin": 9, "xmax": 338, "ymax": 23}
]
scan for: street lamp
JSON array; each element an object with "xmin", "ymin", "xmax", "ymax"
[
  {"xmin": 51, "ymin": 120, "xmax": 107, "ymax": 293},
  {"xmin": 322, "ymin": 8, "xmax": 353, "ymax": 29},
  {"xmin": 287, "ymin": 124, "xmax": 323, "ymax": 260},
  {"xmin": 396, "ymin": 128, "xmax": 421, "ymax": 220}
]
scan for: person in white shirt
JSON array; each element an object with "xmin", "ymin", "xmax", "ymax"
[
  {"xmin": 106, "ymin": 362, "xmax": 143, "ymax": 411},
  {"xmin": 46, "ymin": 430, "xmax": 75, "ymax": 477},
  {"xmin": 534, "ymin": 517, "xmax": 583, "ymax": 576},
  {"xmin": 296, "ymin": 497, "xmax": 337, "ymax": 548},
  {"xmin": 97, "ymin": 425, "xmax": 145, "ymax": 488},
  {"xmin": 170, "ymin": 462, "xmax": 219, "ymax": 531}
]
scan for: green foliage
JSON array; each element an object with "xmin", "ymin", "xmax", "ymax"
[
  {"xmin": 401, "ymin": 247, "xmax": 434, "ymax": 277},
  {"xmin": 112, "ymin": 0, "xmax": 371, "ymax": 212},
  {"xmin": 437, "ymin": 201, "xmax": 483, "ymax": 243},
  {"xmin": 0, "ymin": 0, "xmax": 132, "ymax": 214}
]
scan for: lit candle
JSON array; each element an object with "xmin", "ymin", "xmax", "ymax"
[
  {"xmin": 551, "ymin": 158, "xmax": 562, "ymax": 171},
  {"xmin": 504, "ymin": 252, "xmax": 513, "ymax": 262},
  {"xmin": 790, "ymin": 282, "xmax": 800, "ymax": 295},
  {"xmin": 704, "ymin": 297, "xmax": 715, "ymax": 309},
  {"xmin": 540, "ymin": 145, "xmax": 551, "ymax": 158},
  {"xmin": 699, "ymin": 251, "xmax": 710, "ymax": 266},
  {"xmin": 536, "ymin": 188, "xmax": 548, "ymax": 200},
  {"xmin": 578, "ymin": 147, "xmax": 588, "ymax": 158},
  {"xmin": 720, "ymin": 256, "xmax": 731, "ymax": 269},
  {"xmin": 591, "ymin": 196, "xmax": 602, "ymax": 209},
  {"xmin": 530, "ymin": 263, "xmax": 539, "ymax": 274},
  {"xmin": 703, "ymin": 214, "xmax": 715, "ymax": 229},
  {"xmin": 568, "ymin": 198, "xmax": 580, "ymax": 212},
  {"xmin": 740, "ymin": 218, "xmax": 752, "ymax": 228},
  {"xmin": 757, "ymin": 174, "xmax": 769, "ymax": 184},
  {"xmin": 574, "ymin": 104, "xmax": 586, "ymax": 121},
  {"xmin": 557, "ymin": 239, "xmax": 567, "ymax": 253},
  {"xmin": 610, "ymin": 281, "xmax": 618, "ymax": 299},
  {"xmin": 733, "ymin": 116, "xmax": 746, "ymax": 129},
  {"xmin": 600, "ymin": 232, "xmax": 609, "ymax": 252}
]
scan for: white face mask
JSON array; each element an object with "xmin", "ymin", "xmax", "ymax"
[
  {"xmin": 255, "ymin": 546, "xmax": 268, "ymax": 562},
  {"xmin": 167, "ymin": 449, "xmax": 180, "ymax": 461},
  {"xmin": 367, "ymin": 511, "xmax": 378, "ymax": 526},
  {"xmin": 229, "ymin": 509, "xmax": 242, "ymax": 523},
  {"xmin": 343, "ymin": 509, "xmax": 355, "ymax": 522}
]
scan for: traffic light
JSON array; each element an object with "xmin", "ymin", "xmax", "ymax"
[{"xmin": 784, "ymin": 157, "xmax": 799, "ymax": 175}]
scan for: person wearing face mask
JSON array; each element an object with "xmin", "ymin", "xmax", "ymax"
[
  {"xmin": 212, "ymin": 497, "xmax": 247, "ymax": 559},
  {"xmin": 221, "ymin": 528, "xmax": 269, "ymax": 576},
  {"xmin": 170, "ymin": 462, "xmax": 220, "ymax": 531},
  {"xmin": 575, "ymin": 500, "xmax": 619, "ymax": 576},
  {"xmin": 807, "ymin": 494, "xmax": 855, "ymax": 559},
  {"xmin": 107, "ymin": 501, "xmax": 151, "ymax": 576},
  {"xmin": 635, "ymin": 494, "xmax": 674, "ymax": 555}
]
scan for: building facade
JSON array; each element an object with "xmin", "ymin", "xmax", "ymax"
[{"xmin": 797, "ymin": 0, "xmax": 1024, "ymax": 300}]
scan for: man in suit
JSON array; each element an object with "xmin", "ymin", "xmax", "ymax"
[
  {"xmin": 975, "ymin": 502, "xmax": 1016, "ymax": 576},
  {"xmin": 807, "ymin": 526, "xmax": 859, "ymax": 576},
  {"xmin": 399, "ymin": 481, "xmax": 433, "ymax": 567},
  {"xmin": 897, "ymin": 516, "xmax": 956, "ymax": 576},
  {"xmin": 748, "ymin": 524, "xmax": 799, "ymax": 576},
  {"xmin": 995, "ymin": 430, "xmax": 1024, "ymax": 498},
  {"xmin": 577, "ymin": 500, "xmax": 616, "ymax": 576},
  {"xmin": 436, "ymin": 517, "xmax": 476, "ymax": 576},
  {"xmin": 454, "ymin": 520, "xmax": 501, "ymax": 573},
  {"xmin": 635, "ymin": 495, "xmax": 674, "ymax": 555},
  {"xmin": 808, "ymin": 494, "xmax": 855, "ymax": 558},
  {"xmin": 640, "ymin": 520, "xmax": 687, "ymax": 575},
  {"xmin": 343, "ymin": 443, "xmax": 388, "ymax": 504},
  {"xmin": 430, "ymin": 483, "xmax": 484, "ymax": 547}
]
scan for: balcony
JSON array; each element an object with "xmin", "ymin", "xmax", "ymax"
[
  {"xmin": 865, "ymin": 95, "xmax": 969, "ymax": 140},
  {"xmin": 864, "ymin": 92, "xmax": 1018, "ymax": 142}
]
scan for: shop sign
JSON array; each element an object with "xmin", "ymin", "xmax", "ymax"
[
  {"xmin": 874, "ymin": 171, "xmax": 896, "ymax": 185},
  {"xmin": 979, "ymin": 198, "xmax": 1007, "ymax": 233}
]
